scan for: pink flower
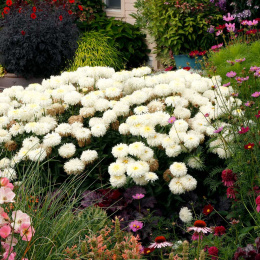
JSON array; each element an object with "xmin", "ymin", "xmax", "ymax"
[
  {"xmin": 132, "ymin": 193, "xmax": 145, "ymax": 200},
  {"xmin": 246, "ymin": 20, "xmax": 258, "ymax": 26},
  {"xmin": 244, "ymin": 101, "xmax": 251, "ymax": 107},
  {"xmin": 250, "ymin": 66, "xmax": 260, "ymax": 72},
  {"xmin": 3, "ymin": 252, "xmax": 16, "ymax": 260},
  {"xmin": 227, "ymin": 60, "xmax": 235, "ymax": 65},
  {"xmin": 227, "ymin": 187, "xmax": 237, "ymax": 199},
  {"xmin": 254, "ymin": 70, "xmax": 260, "ymax": 77},
  {"xmin": 222, "ymin": 169, "xmax": 237, "ymax": 187},
  {"xmin": 149, "ymin": 236, "xmax": 173, "ymax": 248},
  {"xmin": 20, "ymin": 223, "xmax": 35, "ymax": 241},
  {"xmin": 168, "ymin": 116, "xmax": 176, "ymax": 124},
  {"xmin": 214, "ymin": 226, "xmax": 226, "ymax": 236},
  {"xmin": 235, "ymin": 58, "xmax": 246, "ymax": 63},
  {"xmin": 241, "ymin": 20, "xmax": 248, "ymax": 25},
  {"xmin": 187, "ymin": 220, "xmax": 212, "ymax": 234},
  {"xmin": 216, "ymin": 30, "xmax": 223, "ymax": 36},
  {"xmin": 0, "ymin": 187, "xmax": 15, "ymax": 204},
  {"xmin": 0, "ymin": 225, "xmax": 11, "ymax": 239},
  {"xmin": 223, "ymin": 13, "xmax": 235, "ymax": 22},
  {"xmin": 238, "ymin": 126, "xmax": 249, "ymax": 134},
  {"xmin": 204, "ymin": 113, "xmax": 209, "ymax": 117},
  {"xmin": 129, "ymin": 220, "xmax": 143, "ymax": 232},
  {"xmin": 213, "ymin": 126, "xmax": 223, "ymax": 133},
  {"xmin": 223, "ymin": 82, "xmax": 231, "ymax": 87},
  {"xmin": 226, "ymin": 71, "xmax": 237, "ymax": 78},
  {"xmin": 225, "ymin": 23, "xmax": 235, "ymax": 32},
  {"xmin": 192, "ymin": 232, "xmax": 204, "ymax": 241},
  {"xmin": 12, "ymin": 210, "xmax": 31, "ymax": 232},
  {"xmin": 256, "ymin": 196, "xmax": 260, "ymax": 212},
  {"xmin": 0, "ymin": 178, "xmax": 14, "ymax": 190},
  {"xmin": 3, "ymin": 235, "xmax": 18, "ymax": 246},
  {"xmin": 251, "ymin": 92, "xmax": 260, "ymax": 97}
]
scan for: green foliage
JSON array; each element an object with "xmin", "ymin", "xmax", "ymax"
[
  {"xmin": 82, "ymin": 17, "xmax": 150, "ymax": 69},
  {"xmin": 67, "ymin": 31, "xmax": 124, "ymax": 72},
  {"xmin": 132, "ymin": 0, "xmax": 223, "ymax": 65},
  {"xmin": 206, "ymin": 40, "xmax": 260, "ymax": 99}
]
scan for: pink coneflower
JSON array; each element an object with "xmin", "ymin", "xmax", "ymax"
[
  {"xmin": 132, "ymin": 193, "xmax": 145, "ymax": 200},
  {"xmin": 187, "ymin": 220, "xmax": 212, "ymax": 234},
  {"xmin": 149, "ymin": 236, "xmax": 173, "ymax": 248},
  {"xmin": 251, "ymin": 92, "xmax": 260, "ymax": 97},
  {"xmin": 221, "ymin": 169, "xmax": 237, "ymax": 187},
  {"xmin": 227, "ymin": 186, "xmax": 237, "ymax": 199},
  {"xmin": 226, "ymin": 71, "xmax": 237, "ymax": 78}
]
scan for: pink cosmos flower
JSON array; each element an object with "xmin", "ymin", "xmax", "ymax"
[
  {"xmin": 149, "ymin": 236, "xmax": 173, "ymax": 248},
  {"xmin": 3, "ymin": 252, "xmax": 16, "ymax": 260},
  {"xmin": 129, "ymin": 220, "xmax": 143, "ymax": 232},
  {"xmin": 0, "ymin": 187, "xmax": 15, "ymax": 204},
  {"xmin": 251, "ymin": 92, "xmax": 260, "ymax": 97},
  {"xmin": 225, "ymin": 23, "xmax": 235, "ymax": 32},
  {"xmin": 216, "ymin": 30, "xmax": 223, "ymax": 36},
  {"xmin": 246, "ymin": 20, "xmax": 258, "ymax": 26},
  {"xmin": 254, "ymin": 70, "xmax": 260, "ymax": 77},
  {"xmin": 0, "ymin": 178, "xmax": 14, "ymax": 190},
  {"xmin": 231, "ymin": 92, "xmax": 239, "ymax": 97},
  {"xmin": 235, "ymin": 58, "xmax": 246, "ymax": 63},
  {"xmin": 20, "ymin": 223, "xmax": 35, "ymax": 241},
  {"xmin": 238, "ymin": 126, "xmax": 249, "ymax": 134},
  {"xmin": 226, "ymin": 71, "xmax": 237, "ymax": 78},
  {"xmin": 241, "ymin": 20, "xmax": 248, "ymax": 25},
  {"xmin": 204, "ymin": 113, "xmax": 209, "ymax": 117},
  {"xmin": 244, "ymin": 101, "xmax": 250, "ymax": 107},
  {"xmin": 223, "ymin": 13, "xmax": 235, "ymax": 22},
  {"xmin": 227, "ymin": 60, "xmax": 235, "ymax": 65},
  {"xmin": 132, "ymin": 193, "xmax": 145, "ymax": 200},
  {"xmin": 217, "ymin": 43, "xmax": 223, "ymax": 48},
  {"xmin": 223, "ymin": 82, "xmax": 231, "ymax": 87},
  {"xmin": 250, "ymin": 66, "xmax": 260, "ymax": 72},
  {"xmin": 213, "ymin": 126, "xmax": 223, "ymax": 133},
  {"xmin": 168, "ymin": 116, "xmax": 176, "ymax": 124},
  {"xmin": 12, "ymin": 210, "xmax": 31, "ymax": 232},
  {"xmin": 0, "ymin": 225, "xmax": 11, "ymax": 239},
  {"xmin": 256, "ymin": 196, "xmax": 260, "ymax": 212},
  {"xmin": 235, "ymin": 76, "xmax": 249, "ymax": 83}
]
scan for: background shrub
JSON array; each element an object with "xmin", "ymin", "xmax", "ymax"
[{"xmin": 67, "ymin": 31, "xmax": 124, "ymax": 71}]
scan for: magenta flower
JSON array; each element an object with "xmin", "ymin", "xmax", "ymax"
[
  {"xmin": 223, "ymin": 82, "xmax": 231, "ymax": 87},
  {"xmin": 238, "ymin": 126, "xmax": 250, "ymax": 134},
  {"xmin": 250, "ymin": 66, "xmax": 260, "ymax": 72},
  {"xmin": 204, "ymin": 113, "xmax": 209, "ymax": 117},
  {"xmin": 217, "ymin": 43, "xmax": 223, "ymax": 48},
  {"xmin": 254, "ymin": 70, "xmax": 260, "ymax": 77},
  {"xmin": 251, "ymin": 92, "xmax": 260, "ymax": 97},
  {"xmin": 225, "ymin": 23, "xmax": 235, "ymax": 32},
  {"xmin": 191, "ymin": 232, "xmax": 204, "ymax": 241},
  {"xmin": 247, "ymin": 20, "xmax": 258, "ymax": 26},
  {"xmin": 132, "ymin": 193, "xmax": 145, "ymax": 200},
  {"xmin": 216, "ymin": 30, "xmax": 223, "ymax": 36},
  {"xmin": 256, "ymin": 196, "xmax": 260, "ymax": 212},
  {"xmin": 227, "ymin": 60, "xmax": 235, "ymax": 65},
  {"xmin": 214, "ymin": 126, "xmax": 223, "ymax": 133},
  {"xmin": 223, "ymin": 13, "xmax": 235, "ymax": 22},
  {"xmin": 241, "ymin": 20, "xmax": 248, "ymax": 25},
  {"xmin": 129, "ymin": 220, "xmax": 143, "ymax": 232},
  {"xmin": 168, "ymin": 116, "xmax": 176, "ymax": 124},
  {"xmin": 244, "ymin": 101, "xmax": 250, "ymax": 107},
  {"xmin": 235, "ymin": 58, "xmax": 246, "ymax": 63},
  {"xmin": 226, "ymin": 71, "xmax": 237, "ymax": 78},
  {"xmin": 231, "ymin": 92, "xmax": 239, "ymax": 97},
  {"xmin": 235, "ymin": 76, "xmax": 249, "ymax": 83}
]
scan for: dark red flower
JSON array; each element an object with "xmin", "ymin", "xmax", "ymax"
[
  {"xmin": 183, "ymin": 66, "xmax": 191, "ymax": 71},
  {"xmin": 244, "ymin": 143, "xmax": 254, "ymax": 150},
  {"xmin": 6, "ymin": 0, "xmax": 12, "ymax": 6},
  {"xmin": 32, "ymin": 6, "xmax": 37, "ymax": 12},
  {"xmin": 238, "ymin": 126, "xmax": 249, "ymax": 134},
  {"xmin": 18, "ymin": 8, "xmax": 22, "ymax": 13},
  {"xmin": 208, "ymin": 246, "xmax": 219, "ymax": 260},
  {"xmin": 222, "ymin": 169, "xmax": 237, "ymax": 187},
  {"xmin": 194, "ymin": 220, "xmax": 206, "ymax": 228},
  {"xmin": 59, "ymin": 15, "xmax": 63, "ymax": 21},
  {"xmin": 214, "ymin": 226, "xmax": 226, "ymax": 236},
  {"xmin": 189, "ymin": 50, "xmax": 199, "ymax": 57},
  {"xmin": 246, "ymin": 29, "xmax": 257, "ymax": 35},
  {"xmin": 30, "ymin": 13, "xmax": 36, "ymax": 19},
  {"xmin": 255, "ymin": 110, "xmax": 260, "ymax": 119},
  {"xmin": 143, "ymin": 247, "xmax": 155, "ymax": 255},
  {"xmin": 69, "ymin": 0, "xmax": 75, "ymax": 3},
  {"xmin": 155, "ymin": 236, "xmax": 166, "ymax": 243},
  {"xmin": 164, "ymin": 66, "xmax": 174, "ymax": 71},
  {"xmin": 199, "ymin": 51, "xmax": 207, "ymax": 56},
  {"xmin": 227, "ymin": 187, "xmax": 237, "ymax": 199},
  {"xmin": 78, "ymin": 5, "xmax": 83, "ymax": 11},
  {"xmin": 255, "ymin": 18, "xmax": 260, "ymax": 22},
  {"xmin": 216, "ymin": 24, "xmax": 225, "ymax": 30},
  {"xmin": 3, "ymin": 7, "xmax": 10, "ymax": 14},
  {"xmin": 21, "ymin": 30, "xmax": 25, "ymax": 35},
  {"xmin": 68, "ymin": 10, "xmax": 72, "ymax": 15},
  {"xmin": 237, "ymin": 29, "xmax": 244, "ymax": 33},
  {"xmin": 203, "ymin": 204, "xmax": 213, "ymax": 216}
]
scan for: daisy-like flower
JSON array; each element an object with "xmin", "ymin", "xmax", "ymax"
[
  {"xmin": 149, "ymin": 236, "xmax": 173, "ymax": 249},
  {"xmin": 202, "ymin": 204, "xmax": 214, "ymax": 216},
  {"xmin": 132, "ymin": 193, "xmax": 145, "ymax": 200},
  {"xmin": 169, "ymin": 162, "xmax": 187, "ymax": 177},
  {"xmin": 129, "ymin": 220, "xmax": 143, "ymax": 232},
  {"xmin": 187, "ymin": 220, "xmax": 212, "ymax": 234},
  {"xmin": 179, "ymin": 207, "xmax": 193, "ymax": 223}
]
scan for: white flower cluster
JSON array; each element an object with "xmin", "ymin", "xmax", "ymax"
[{"xmin": 0, "ymin": 66, "xmax": 240, "ymax": 194}]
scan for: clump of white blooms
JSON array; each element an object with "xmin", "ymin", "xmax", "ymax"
[
  {"xmin": 179, "ymin": 207, "xmax": 193, "ymax": 223},
  {"xmin": 0, "ymin": 66, "xmax": 240, "ymax": 196}
]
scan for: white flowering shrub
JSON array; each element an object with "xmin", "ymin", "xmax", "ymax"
[{"xmin": 0, "ymin": 66, "xmax": 241, "ymax": 196}]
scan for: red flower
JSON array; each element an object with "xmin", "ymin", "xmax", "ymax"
[
  {"xmin": 18, "ymin": 8, "xmax": 22, "ymax": 13},
  {"xmin": 30, "ymin": 13, "xmax": 36, "ymax": 19},
  {"xmin": 221, "ymin": 169, "xmax": 237, "ymax": 187},
  {"xmin": 59, "ymin": 15, "xmax": 63, "ymax": 21},
  {"xmin": 208, "ymin": 246, "xmax": 219, "ymax": 260},
  {"xmin": 32, "ymin": 6, "xmax": 37, "ymax": 12},
  {"xmin": 238, "ymin": 126, "xmax": 249, "ymax": 134},
  {"xmin": 214, "ymin": 226, "xmax": 226, "ymax": 236},
  {"xmin": 227, "ymin": 187, "xmax": 237, "ymax": 199},
  {"xmin": 164, "ymin": 66, "xmax": 174, "ymax": 71},
  {"xmin": 183, "ymin": 66, "xmax": 191, "ymax": 71},
  {"xmin": 246, "ymin": 29, "xmax": 257, "ymax": 35},
  {"xmin": 69, "ymin": 0, "xmax": 74, "ymax": 3},
  {"xmin": 68, "ymin": 10, "xmax": 72, "ymax": 15},
  {"xmin": 143, "ymin": 247, "xmax": 155, "ymax": 255},
  {"xmin": 237, "ymin": 29, "xmax": 244, "ymax": 33},
  {"xmin": 194, "ymin": 220, "xmax": 206, "ymax": 228},
  {"xmin": 3, "ymin": 7, "xmax": 10, "ymax": 14},
  {"xmin": 6, "ymin": 0, "xmax": 12, "ymax": 6},
  {"xmin": 155, "ymin": 236, "xmax": 166, "ymax": 243},
  {"xmin": 244, "ymin": 143, "xmax": 254, "ymax": 150},
  {"xmin": 216, "ymin": 24, "xmax": 225, "ymax": 30},
  {"xmin": 255, "ymin": 110, "xmax": 260, "ymax": 119},
  {"xmin": 21, "ymin": 30, "xmax": 26, "ymax": 35},
  {"xmin": 78, "ymin": 5, "xmax": 83, "ymax": 11},
  {"xmin": 203, "ymin": 204, "xmax": 213, "ymax": 216},
  {"xmin": 189, "ymin": 50, "xmax": 199, "ymax": 57}
]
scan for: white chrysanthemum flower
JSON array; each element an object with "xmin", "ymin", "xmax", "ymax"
[
  {"xmin": 43, "ymin": 132, "xmax": 62, "ymax": 147},
  {"xmin": 112, "ymin": 70, "xmax": 133, "ymax": 82},
  {"xmin": 81, "ymin": 94, "xmax": 98, "ymax": 107},
  {"xmin": 108, "ymin": 162, "xmax": 126, "ymax": 176},
  {"xmin": 154, "ymin": 84, "xmax": 172, "ymax": 96},
  {"xmin": 38, "ymin": 116, "xmax": 57, "ymax": 130},
  {"xmin": 179, "ymin": 174, "xmax": 197, "ymax": 191},
  {"xmin": 102, "ymin": 110, "xmax": 117, "ymax": 124},
  {"xmin": 78, "ymin": 77, "xmax": 94, "ymax": 88},
  {"xmin": 112, "ymin": 143, "xmax": 129, "ymax": 158},
  {"xmin": 0, "ymin": 168, "xmax": 17, "ymax": 180},
  {"xmin": 174, "ymin": 107, "xmax": 191, "ymax": 119},
  {"xmin": 183, "ymin": 134, "xmax": 200, "ymax": 150},
  {"xmin": 10, "ymin": 155, "xmax": 21, "ymax": 168},
  {"xmin": 105, "ymin": 87, "xmax": 122, "ymax": 98},
  {"xmin": 28, "ymin": 148, "xmax": 47, "ymax": 162},
  {"xmin": 118, "ymin": 123, "xmax": 130, "ymax": 135},
  {"xmin": 169, "ymin": 80, "xmax": 186, "ymax": 94},
  {"xmin": 74, "ymin": 128, "xmax": 91, "ymax": 142},
  {"xmin": 173, "ymin": 119, "xmax": 189, "ymax": 132},
  {"xmin": 169, "ymin": 130, "xmax": 186, "ymax": 144},
  {"xmin": 0, "ymin": 103, "xmax": 10, "ymax": 116},
  {"xmin": 144, "ymin": 172, "xmax": 159, "ymax": 182},
  {"xmin": 134, "ymin": 106, "xmax": 149, "ymax": 115},
  {"xmin": 140, "ymin": 125, "xmax": 156, "ymax": 138},
  {"xmin": 55, "ymin": 123, "xmax": 71, "ymax": 137},
  {"xmin": 110, "ymin": 174, "xmax": 127, "ymax": 188},
  {"xmin": 162, "ymin": 137, "xmax": 176, "ymax": 149},
  {"xmin": 191, "ymin": 80, "xmax": 209, "ymax": 93},
  {"xmin": 179, "ymin": 207, "xmax": 193, "ymax": 223},
  {"xmin": 128, "ymin": 142, "xmax": 146, "ymax": 157},
  {"xmin": 169, "ymin": 162, "xmax": 187, "ymax": 177},
  {"xmin": 9, "ymin": 123, "xmax": 25, "ymax": 137},
  {"xmin": 132, "ymin": 66, "xmax": 151, "ymax": 77},
  {"xmin": 216, "ymin": 146, "xmax": 231, "ymax": 159},
  {"xmin": 0, "ymin": 158, "xmax": 10, "ymax": 169},
  {"xmin": 187, "ymin": 156, "xmax": 204, "ymax": 170},
  {"xmin": 147, "ymin": 100, "xmax": 165, "ymax": 112},
  {"xmin": 79, "ymin": 107, "xmax": 96, "ymax": 118},
  {"xmin": 139, "ymin": 147, "xmax": 154, "ymax": 161},
  {"xmin": 58, "ymin": 143, "xmax": 76, "ymax": 158},
  {"xmin": 0, "ymin": 116, "xmax": 10, "ymax": 128},
  {"xmin": 80, "ymin": 150, "xmax": 98, "ymax": 164},
  {"xmin": 0, "ymin": 129, "xmax": 11, "ymax": 143},
  {"xmin": 96, "ymin": 78, "xmax": 114, "ymax": 90},
  {"xmin": 24, "ymin": 122, "xmax": 39, "ymax": 134},
  {"xmin": 64, "ymin": 91, "xmax": 82, "ymax": 105},
  {"xmin": 126, "ymin": 161, "xmax": 147, "ymax": 178},
  {"xmin": 64, "ymin": 158, "xmax": 85, "ymax": 175},
  {"xmin": 113, "ymin": 102, "xmax": 130, "ymax": 116},
  {"xmin": 146, "ymin": 133, "xmax": 163, "ymax": 147},
  {"xmin": 22, "ymin": 136, "xmax": 40, "ymax": 150},
  {"xmin": 94, "ymin": 99, "xmax": 110, "ymax": 112},
  {"xmin": 33, "ymin": 123, "xmax": 52, "ymax": 136},
  {"xmin": 91, "ymin": 124, "xmax": 107, "ymax": 137},
  {"xmin": 132, "ymin": 175, "xmax": 148, "ymax": 186},
  {"xmin": 169, "ymin": 177, "xmax": 185, "ymax": 194},
  {"xmin": 232, "ymin": 108, "xmax": 244, "ymax": 117},
  {"xmin": 165, "ymin": 144, "xmax": 182, "ymax": 157}
]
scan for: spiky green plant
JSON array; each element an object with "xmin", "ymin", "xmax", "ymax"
[{"xmin": 67, "ymin": 31, "xmax": 124, "ymax": 72}]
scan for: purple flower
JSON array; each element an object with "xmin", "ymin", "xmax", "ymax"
[
  {"xmin": 214, "ymin": 126, "xmax": 223, "ymax": 133},
  {"xmin": 235, "ymin": 58, "xmax": 246, "ymax": 63},
  {"xmin": 129, "ymin": 220, "xmax": 143, "ymax": 232},
  {"xmin": 251, "ymin": 92, "xmax": 260, "ymax": 97},
  {"xmin": 226, "ymin": 71, "xmax": 237, "ymax": 78},
  {"xmin": 168, "ymin": 116, "xmax": 176, "ymax": 124},
  {"xmin": 132, "ymin": 193, "xmax": 145, "ymax": 200},
  {"xmin": 207, "ymin": 25, "xmax": 215, "ymax": 33},
  {"xmin": 223, "ymin": 13, "xmax": 235, "ymax": 21},
  {"xmin": 223, "ymin": 82, "xmax": 231, "ymax": 87}
]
